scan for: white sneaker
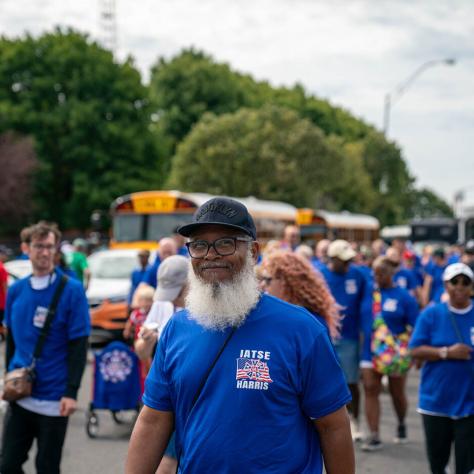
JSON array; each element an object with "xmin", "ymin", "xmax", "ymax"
[{"xmin": 350, "ymin": 419, "xmax": 363, "ymax": 442}]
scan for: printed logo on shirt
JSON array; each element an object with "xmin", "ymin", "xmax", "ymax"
[
  {"xmin": 397, "ymin": 277, "xmax": 407, "ymax": 288},
  {"xmin": 236, "ymin": 349, "xmax": 273, "ymax": 391},
  {"xmin": 345, "ymin": 279, "xmax": 357, "ymax": 295},
  {"xmin": 470, "ymin": 327, "xmax": 474, "ymax": 346},
  {"xmin": 33, "ymin": 306, "xmax": 49, "ymax": 328},
  {"xmin": 383, "ymin": 298, "xmax": 398, "ymax": 312}
]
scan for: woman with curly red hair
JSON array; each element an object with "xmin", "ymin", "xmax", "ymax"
[{"xmin": 260, "ymin": 251, "xmax": 340, "ymax": 340}]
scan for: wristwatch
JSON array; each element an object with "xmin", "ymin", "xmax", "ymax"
[{"xmin": 439, "ymin": 346, "xmax": 449, "ymax": 360}]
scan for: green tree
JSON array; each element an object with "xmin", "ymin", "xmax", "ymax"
[
  {"xmin": 167, "ymin": 105, "xmax": 368, "ymax": 210},
  {"xmin": 0, "ymin": 28, "xmax": 166, "ymax": 229},
  {"xmin": 345, "ymin": 131, "xmax": 416, "ymax": 225},
  {"xmin": 150, "ymin": 49, "xmax": 252, "ymax": 146},
  {"xmin": 150, "ymin": 48, "xmax": 375, "ymax": 149},
  {"xmin": 407, "ymin": 188, "xmax": 453, "ymax": 218}
]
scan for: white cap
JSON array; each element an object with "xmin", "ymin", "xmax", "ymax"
[
  {"xmin": 155, "ymin": 255, "xmax": 189, "ymax": 302},
  {"xmin": 442, "ymin": 263, "xmax": 474, "ymax": 282},
  {"xmin": 327, "ymin": 239, "xmax": 356, "ymax": 262}
]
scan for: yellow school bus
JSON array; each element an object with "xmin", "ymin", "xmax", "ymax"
[
  {"xmin": 297, "ymin": 209, "xmax": 380, "ymax": 243},
  {"xmin": 110, "ymin": 190, "xmax": 298, "ymax": 249}
]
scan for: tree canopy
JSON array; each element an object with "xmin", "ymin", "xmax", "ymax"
[
  {"xmin": 168, "ymin": 105, "xmax": 373, "ymax": 211},
  {"xmin": 0, "ymin": 28, "xmax": 166, "ymax": 229},
  {"xmin": 0, "ymin": 32, "xmax": 453, "ymax": 233}
]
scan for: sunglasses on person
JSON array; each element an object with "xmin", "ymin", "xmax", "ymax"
[{"xmin": 448, "ymin": 275, "xmax": 472, "ymax": 287}]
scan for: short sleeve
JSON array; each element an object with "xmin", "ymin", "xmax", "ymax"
[
  {"xmin": 142, "ymin": 324, "xmax": 173, "ymax": 412},
  {"xmin": 409, "ymin": 307, "xmax": 434, "ymax": 348},
  {"xmin": 300, "ymin": 331, "xmax": 352, "ymax": 419}
]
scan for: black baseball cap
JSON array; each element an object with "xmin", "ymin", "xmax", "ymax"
[{"xmin": 178, "ymin": 197, "xmax": 257, "ymax": 240}]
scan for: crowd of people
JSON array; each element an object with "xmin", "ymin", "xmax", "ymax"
[
  {"xmin": 123, "ymin": 204, "xmax": 474, "ymax": 473},
  {"xmin": 1, "ymin": 203, "xmax": 473, "ymax": 473}
]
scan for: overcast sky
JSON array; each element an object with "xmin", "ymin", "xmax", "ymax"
[{"xmin": 1, "ymin": 0, "xmax": 473, "ymax": 206}]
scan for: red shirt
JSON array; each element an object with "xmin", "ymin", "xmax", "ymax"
[{"xmin": 0, "ymin": 262, "xmax": 8, "ymax": 310}]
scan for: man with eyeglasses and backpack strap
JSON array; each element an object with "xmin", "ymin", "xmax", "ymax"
[{"xmin": 0, "ymin": 222, "xmax": 90, "ymax": 474}]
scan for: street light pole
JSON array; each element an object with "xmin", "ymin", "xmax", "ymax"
[{"xmin": 383, "ymin": 58, "xmax": 456, "ymax": 135}]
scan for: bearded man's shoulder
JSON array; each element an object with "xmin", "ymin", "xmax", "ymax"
[{"xmin": 257, "ymin": 294, "xmax": 326, "ymax": 335}]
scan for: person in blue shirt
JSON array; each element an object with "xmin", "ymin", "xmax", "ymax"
[
  {"xmin": 126, "ymin": 197, "xmax": 355, "ymax": 474},
  {"xmin": 422, "ymin": 247, "xmax": 448, "ymax": 307},
  {"xmin": 410, "ymin": 262, "xmax": 474, "ymax": 474},
  {"xmin": 143, "ymin": 238, "xmax": 177, "ymax": 289},
  {"xmin": 360, "ymin": 256, "xmax": 419, "ymax": 451},
  {"xmin": 386, "ymin": 247, "xmax": 420, "ymax": 300},
  {"xmin": 127, "ymin": 249, "xmax": 151, "ymax": 308},
  {"xmin": 1, "ymin": 222, "xmax": 90, "ymax": 474},
  {"xmin": 320, "ymin": 239, "xmax": 372, "ymax": 442}
]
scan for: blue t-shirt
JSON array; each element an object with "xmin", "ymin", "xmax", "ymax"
[
  {"xmin": 394, "ymin": 267, "xmax": 419, "ymax": 291},
  {"xmin": 320, "ymin": 265, "xmax": 372, "ymax": 341},
  {"xmin": 128, "ymin": 265, "xmax": 152, "ymax": 304},
  {"xmin": 409, "ymin": 303, "xmax": 474, "ymax": 418},
  {"xmin": 143, "ymin": 294, "xmax": 351, "ymax": 474},
  {"xmin": 4, "ymin": 270, "xmax": 91, "ymax": 401},
  {"xmin": 362, "ymin": 286, "xmax": 419, "ymax": 361},
  {"xmin": 425, "ymin": 262, "xmax": 447, "ymax": 304},
  {"xmin": 144, "ymin": 256, "xmax": 161, "ymax": 288}
]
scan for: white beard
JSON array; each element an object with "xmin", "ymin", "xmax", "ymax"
[{"xmin": 186, "ymin": 250, "xmax": 260, "ymax": 330}]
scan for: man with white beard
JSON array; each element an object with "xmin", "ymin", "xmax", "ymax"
[{"xmin": 126, "ymin": 197, "xmax": 354, "ymax": 474}]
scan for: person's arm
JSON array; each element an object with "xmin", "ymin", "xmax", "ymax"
[
  {"xmin": 125, "ymin": 406, "xmax": 174, "ymax": 473},
  {"xmin": 134, "ymin": 327, "xmax": 158, "ymax": 361},
  {"xmin": 83, "ymin": 268, "xmax": 91, "ymax": 291},
  {"xmin": 61, "ymin": 335, "xmax": 88, "ymax": 416},
  {"xmin": 313, "ymin": 406, "xmax": 355, "ymax": 474},
  {"xmin": 411, "ymin": 343, "xmax": 472, "ymax": 362},
  {"xmin": 5, "ymin": 328, "xmax": 15, "ymax": 370},
  {"xmin": 421, "ymin": 274, "xmax": 432, "ymax": 308}
]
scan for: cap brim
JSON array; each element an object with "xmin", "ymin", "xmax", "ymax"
[
  {"xmin": 155, "ymin": 285, "xmax": 182, "ymax": 302},
  {"xmin": 178, "ymin": 222, "xmax": 255, "ymax": 239},
  {"xmin": 443, "ymin": 271, "xmax": 473, "ymax": 281},
  {"xmin": 329, "ymin": 250, "xmax": 356, "ymax": 261}
]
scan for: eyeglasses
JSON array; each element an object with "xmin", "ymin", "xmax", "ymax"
[
  {"xmin": 30, "ymin": 243, "xmax": 56, "ymax": 252},
  {"xmin": 186, "ymin": 237, "xmax": 252, "ymax": 259},
  {"xmin": 448, "ymin": 276, "xmax": 472, "ymax": 287}
]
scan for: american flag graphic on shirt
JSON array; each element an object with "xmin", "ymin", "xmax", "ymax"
[{"xmin": 236, "ymin": 358, "xmax": 273, "ymax": 383}]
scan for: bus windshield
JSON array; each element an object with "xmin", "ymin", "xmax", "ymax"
[{"xmin": 113, "ymin": 213, "xmax": 194, "ymax": 243}]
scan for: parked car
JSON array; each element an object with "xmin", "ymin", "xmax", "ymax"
[
  {"xmin": 4, "ymin": 259, "xmax": 32, "ymax": 286},
  {"xmin": 87, "ymin": 249, "xmax": 141, "ymax": 345}
]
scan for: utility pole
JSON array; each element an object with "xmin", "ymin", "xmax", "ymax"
[{"xmin": 99, "ymin": 0, "xmax": 117, "ymax": 54}]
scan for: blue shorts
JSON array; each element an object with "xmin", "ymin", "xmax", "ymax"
[{"xmin": 334, "ymin": 339, "xmax": 360, "ymax": 384}]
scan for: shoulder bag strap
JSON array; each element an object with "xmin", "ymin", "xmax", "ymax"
[
  {"xmin": 176, "ymin": 326, "xmax": 236, "ymax": 472},
  {"xmin": 32, "ymin": 274, "xmax": 69, "ymax": 365},
  {"xmin": 191, "ymin": 326, "xmax": 236, "ymax": 408}
]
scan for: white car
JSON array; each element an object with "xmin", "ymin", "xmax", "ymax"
[
  {"xmin": 4, "ymin": 259, "xmax": 33, "ymax": 286},
  {"xmin": 87, "ymin": 249, "xmax": 143, "ymax": 345}
]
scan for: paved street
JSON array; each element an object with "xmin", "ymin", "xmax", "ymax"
[{"xmin": 0, "ymin": 347, "xmax": 438, "ymax": 473}]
